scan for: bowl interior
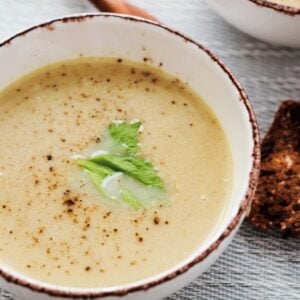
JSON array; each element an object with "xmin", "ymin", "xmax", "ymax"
[{"xmin": 0, "ymin": 14, "xmax": 258, "ymax": 292}]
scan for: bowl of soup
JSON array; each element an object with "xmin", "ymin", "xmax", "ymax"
[
  {"xmin": 0, "ymin": 14, "xmax": 260, "ymax": 300},
  {"xmin": 207, "ymin": 0, "xmax": 300, "ymax": 47}
]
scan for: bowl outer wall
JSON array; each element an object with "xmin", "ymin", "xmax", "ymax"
[{"xmin": 207, "ymin": 0, "xmax": 300, "ymax": 47}]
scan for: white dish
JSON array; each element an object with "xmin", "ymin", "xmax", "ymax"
[
  {"xmin": 207, "ymin": 0, "xmax": 300, "ymax": 48},
  {"xmin": 0, "ymin": 13, "xmax": 260, "ymax": 300}
]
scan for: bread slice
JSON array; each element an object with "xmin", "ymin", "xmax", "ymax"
[{"xmin": 249, "ymin": 100, "xmax": 300, "ymax": 237}]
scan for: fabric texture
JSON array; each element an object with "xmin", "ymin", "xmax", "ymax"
[{"xmin": 0, "ymin": 0, "xmax": 299, "ymax": 299}]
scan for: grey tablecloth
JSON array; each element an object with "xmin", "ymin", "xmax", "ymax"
[{"xmin": 0, "ymin": 1, "xmax": 299, "ymax": 299}]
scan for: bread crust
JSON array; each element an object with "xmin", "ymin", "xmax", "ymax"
[{"xmin": 249, "ymin": 100, "xmax": 300, "ymax": 237}]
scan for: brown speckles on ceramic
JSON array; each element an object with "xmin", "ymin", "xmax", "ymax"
[
  {"xmin": 0, "ymin": 14, "xmax": 260, "ymax": 299},
  {"xmin": 249, "ymin": 0, "xmax": 300, "ymax": 15}
]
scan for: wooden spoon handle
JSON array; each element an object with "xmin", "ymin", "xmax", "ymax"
[{"xmin": 89, "ymin": 0, "xmax": 159, "ymax": 22}]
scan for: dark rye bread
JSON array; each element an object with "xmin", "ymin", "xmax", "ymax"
[{"xmin": 249, "ymin": 100, "xmax": 300, "ymax": 237}]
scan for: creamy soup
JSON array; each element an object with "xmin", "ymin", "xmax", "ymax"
[
  {"xmin": 268, "ymin": 0, "xmax": 300, "ymax": 8},
  {"xmin": 0, "ymin": 58, "xmax": 232, "ymax": 288}
]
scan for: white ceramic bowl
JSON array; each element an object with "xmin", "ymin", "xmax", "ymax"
[
  {"xmin": 207, "ymin": 0, "xmax": 300, "ymax": 48},
  {"xmin": 0, "ymin": 14, "xmax": 260, "ymax": 300}
]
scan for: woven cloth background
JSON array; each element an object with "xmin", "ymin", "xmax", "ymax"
[{"xmin": 0, "ymin": 0, "xmax": 299, "ymax": 299}]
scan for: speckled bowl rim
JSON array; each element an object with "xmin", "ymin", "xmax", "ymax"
[
  {"xmin": 0, "ymin": 13, "xmax": 261, "ymax": 299},
  {"xmin": 248, "ymin": 0, "xmax": 300, "ymax": 15}
]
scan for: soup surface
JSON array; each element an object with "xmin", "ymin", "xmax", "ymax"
[
  {"xmin": 0, "ymin": 58, "xmax": 232, "ymax": 288},
  {"xmin": 268, "ymin": 0, "xmax": 300, "ymax": 8}
]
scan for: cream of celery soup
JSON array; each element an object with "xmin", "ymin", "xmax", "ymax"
[{"xmin": 0, "ymin": 58, "xmax": 232, "ymax": 288}]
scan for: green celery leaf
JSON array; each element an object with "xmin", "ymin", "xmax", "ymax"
[
  {"xmin": 108, "ymin": 121, "xmax": 141, "ymax": 155},
  {"xmin": 76, "ymin": 159, "xmax": 114, "ymax": 178},
  {"xmin": 74, "ymin": 122, "xmax": 167, "ymax": 209},
  {"xmin": 121, "ymin": 189, "xmax": 143, "ymax": 210},
  {"xmin": 77, "ymin": 159, "xmax": 144, "ymax": 207},
  {"xmin": 77, "ymin": 160, "xmax": 119, "ymax": 202},
  {"xmin": 88, "ymin": 171, "xmax": 112, "ymax": 200},
  {"xmin": 90, "ymin": 155, "xmax": 164, "ymax": 190}
]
